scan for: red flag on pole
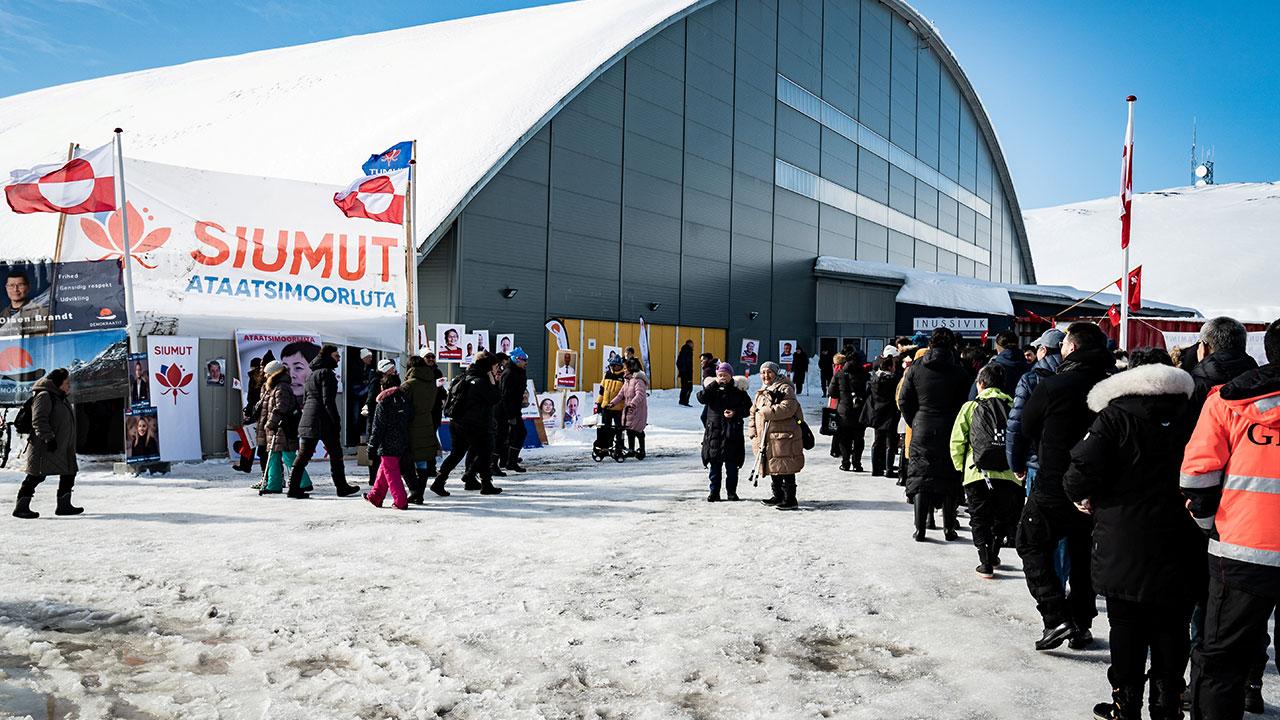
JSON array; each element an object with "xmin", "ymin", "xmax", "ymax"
[
  {"xmin": 1107, "ymin": 304, "xmax": 1121, "ymax": 328},
  {"xmin": 1120, "ymin": 96, "xmax": 1136, "ymax": 249},
  {"xmin": 1115, "ymin": 265, "xmax": 1142, "ymax": 311}
]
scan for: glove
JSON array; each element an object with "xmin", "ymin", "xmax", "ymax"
[{"xmin": 44, "ymin": 437, "xmax": 57, "ymax": 452}]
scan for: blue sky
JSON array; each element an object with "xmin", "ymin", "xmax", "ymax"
[{"xmin": 1, "ymin": 0, "xmax": 1276, "ymax": 208}]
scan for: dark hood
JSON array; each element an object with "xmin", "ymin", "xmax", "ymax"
[
  {"xmin": 1192, "ymin": 350, "xmax": 1259, "ymax": 387},
  {"xmin": 921, "ymin": 347, "xmax": 956, "ymax": 369},
  {"xmin": 1059, "ymin": 346, "xmax": 1114, "ymax": 376},
  {"xmin": 405, "ymin": 366, "xmax": 431, "ymax": 383},
  {"xmin": 309, "ymin": 353, "xmax": 337, "ymax": 371},
  {"xmin": 31, "ymin": 375, "xmax": 64, "ymax": 396},
  {"xmin": 266, "ymin": 370, "xmax": 291, "ymax": 388},
  {"xmin": 1220, "ymin": 363, "xmax": 1280, "ymax": 401}
]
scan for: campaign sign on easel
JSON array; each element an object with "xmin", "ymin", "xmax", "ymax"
[{"xmin": 147, "ymin": 336, "xmax": 202, "ymax": 461}]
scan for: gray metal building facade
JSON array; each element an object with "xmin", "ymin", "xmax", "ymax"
[{"xmin": 420, "ymin": 0, "xmax": 1034, "ymax": 382}]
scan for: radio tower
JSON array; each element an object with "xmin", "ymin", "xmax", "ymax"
[{"xmin": 1191, "ymin": 118, "xmax": 1215, "ymax": 186}]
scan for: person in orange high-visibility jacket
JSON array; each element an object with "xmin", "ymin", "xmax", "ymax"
[{"xmin": 1181, "ymin": 318, "xmax": 1280, "ymax": 720}]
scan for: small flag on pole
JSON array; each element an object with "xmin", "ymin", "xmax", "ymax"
[
  {"xmin": 1120, "ymin": 95, "xmax": 1136, "ymax": 249},
  {"xmin": 333, "ymin": 168, "xmax": 408, "ymax": 224},
  {"xmin": 1107, "ymin": 304, "xmax": 1122, "ymax": 328},
  {"xmin": 1115, "ymin": 265, "xmax": 1142, "ymax": 312},
  {"xmin": 362, "ymin": 141, "xmax": 413, "ymax": 176},
  {"xmin": 5, "ymin": 142, "xmax": 116, "ymax": 215}
]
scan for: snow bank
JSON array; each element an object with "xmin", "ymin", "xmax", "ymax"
[{"xmin": 1025, "ymin": 182, "xmax": 1280, "ymax": 322}]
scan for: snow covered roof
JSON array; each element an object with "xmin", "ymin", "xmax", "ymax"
[
  {"xmin": 0, "ymin": 0, "xmax": 708, "ymax": 260},
  {"xmin": 1025, "ymin": 182, "xmax": 1279, "ymax": 323},
  {"xmin": 813, "ymin": 256, "xmax": 1198, "ymax": 317}
]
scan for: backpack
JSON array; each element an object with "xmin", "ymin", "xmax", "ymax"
[
  {"xmin": 969, "ymin": 396, "xmax": 1011, "ymax": 472},
  {"xmin": 442, "ymin": 374, "xmax": 468, "ymax": 420},
  {"xmin": 12, "ymin": 392, "xmax": 40, "ymax": 435}
]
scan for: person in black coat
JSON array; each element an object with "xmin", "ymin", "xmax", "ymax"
[
  {"xmin": 792, "ymin": 347, "xmax": 809, "ymax": 395},
  {"xmin": 861, "ymin": 356, "xmax": 902, "ymax": 477},
  {"xmin": 676, "ymin": 340, "xmax": 695, "ymax": 406},
  {"xmin": 828, "ymin": 354, "xmax": 870, "ymax": 472},
  {"xmin": 433, "ymin": 352, "xmax": 502, "ymax": 495},
  {"xmin": 1014, "ymin": 322, "xmax": 1114, "ymax": 651},
  {"xmin": 818, "ymin": 350, "xmax": 834, "ymax": 398},
  {"xmin": 969, "ymin": 330, "xmax": 1032, "ymax": 400},
  {"xmin": 1188, "ymin": 316, "xmax": 1258, "ymax": 421},
  {"xmin": 364, "ymin": 374, "xmax": 413, "ymax": 509},
  {"xmin": 499, "ymin": 348, "xmax": 530, "ymax": 472},
  {"xmin": 1062, "ymin": 350, "xmax": 1199, "ymax": 719},
  {"xmin": 898, "ymin": 328, "xmax": 970, "ymax": 541},
  {"xmin": 287, "ymin": 345, "xmax": 359, "ymax": 499},
  {"xmin": 698, "ymin": 363, "xmax": 752, "ymax": 502}
]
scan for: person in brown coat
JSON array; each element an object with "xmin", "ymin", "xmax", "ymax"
[
  {"xmin": 12, "ymin": 369, "xmax": 81, "ymax": 519},
  {"xmin": 260, "ymin": 361, "xmax": 312, "ymax": 495},
  {"xmin": 750, "ymin": 361, "xmax": 806, "ymax": 510}
]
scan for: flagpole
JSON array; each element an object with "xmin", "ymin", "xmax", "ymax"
[
  {"xmin": 114, "ymin": 128, "xmax": 140, "ymax": 353},
  {"xmin": 52, "ymin": 142, "xmax": 78, "ymax": 264},
  {"xmin": 404, "ymin": 140, "xmax": 419, "ymax": 359},
  {"xmin": 1119, "ymin": 96, "xmax": 1136, "ymax": 352}
]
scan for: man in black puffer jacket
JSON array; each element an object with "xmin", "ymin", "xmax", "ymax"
[
  {"xmin": 433, "ymin": 352, "xmax": 502, "ymax": 496},
  {"xmin": 288, "ymin": 344, "xmax": 360, "ymax": 499},
  {"xmin": 1016, "ymin": 322, "xmax": 1114, "ymax": 651},
  {"xmin": 1188, "ymin": 316, "xmax": 1258, "ymax": 421},
  {"xmin": 1063, "ymin": 350, "xmax": 1200, "ymax": 720},
  {"xmin": 828, "ymin": 353, "xmax": 870, "ymax": 472},
  {"xmin": 499, "ymin": 348, "xmax": 530, "ymax": 473},
  {"xmin": 969, "ymin": 329, "xmax": 1031, "ymax": 400}
]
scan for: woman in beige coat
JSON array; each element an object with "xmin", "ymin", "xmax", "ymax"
[{"xmin": 750, "ymin": 361, "xmax": 805, "ymax": 510}]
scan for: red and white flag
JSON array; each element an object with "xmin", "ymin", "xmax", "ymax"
[
  {"xmin": 1107, "ymin": 304, "xmax": 1122, "ymax": 328},
  {"xmin": 1119, "ymin": 96, "xmax": 1136, "ymax": 249},
  {"xmin": 1115, "ymin": 265, "xmax": 1142, "ymax": 311},
  {"xmin": 5, "ymin": 142, "xmax": 116, "ymax": 215},
  {"xmin": 333, "ymin": 168, "xmax": 407, "ymax": 224}
]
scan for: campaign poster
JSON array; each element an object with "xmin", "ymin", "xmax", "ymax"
[
  {"xmin": 601, "ymin": 345, "xmax": 622, "ymax": 376},
  {"xmin": 147, "ymin": 335, "xmax": 202, "ymax": 462},
  {"xmin": 0, "ymin": 329, "xmax": 128, "ymax": 407},
  {"xmin": 126, "ymin": 352, "xmax": 150, "ymax": 407},
  {"xmin": 235, "ymin": 331, "xmax": 323, "ymax": 402},
  {"xmin": 124, "ymin": 407, "xmax": 161, "ymax": 464},
  {"xmin": 520, "ymin": 379, "xmax": 539, "ymax": 418},
  {"xmin": 59, "ymin": 159, "xmax": 407, "ymax": 350},
  {"xmin": 473, "ymin": 330, "xmax": 490, "ymax": 356},
  {"xmin": 555, "ymin": 349, "xmax": 578, "ymax": 389},
  {"xmin": 496, "ymin": 334, "xmax": 515, "ymax": 355},
  {"xmin": 561, "ymin": 391, "xmax": 588, "ymax": 429},
  {"xmin": 778, "ymin": 340, "xmax": 796, "ymax": 366},
  {"xmin": 415, "ymin": 324, "xmax": 429, "ymax": 353},
  {"xmin": 740, "ymin": 339, "xmax": 760, "ymax": 365},
  {"xmin": 537, "ymin": 392, "xmax": 561, "ymax": 430},
  {"xmin": 0, "ymin": 260, "xmax": 127, "ymax": 337},
  {"xmin": 205, "ymin": 357, "xmax": 227, "ymax": 386},
  {"xmin": 436, "ymin": 324, "xmax": 466, "ymax": 363}
]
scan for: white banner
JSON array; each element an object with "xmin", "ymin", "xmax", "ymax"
[
  {"xmin": 61, "ymin": 159, "xmax": 408, "ymax": 350},
  {"xmin": 1163, "ymin": 330, "xmax": 1270, "ymax": 367},
  {"xmin": 147, "ymin": 335, "xmax": 202, "ymax": 461}
]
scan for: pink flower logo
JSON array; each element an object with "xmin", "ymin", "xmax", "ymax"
[
  {"xmin": 79, "ymin": 201, "xmax": 171, "ymax": 269},
  {"xmin": 154, "ymin": 363, "xmax": 193, "ymax": 405}
]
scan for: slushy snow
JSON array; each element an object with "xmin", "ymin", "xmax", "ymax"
[{"xmin": 4, "ymin": 387, "xmax": 1277, "ymax": 719}]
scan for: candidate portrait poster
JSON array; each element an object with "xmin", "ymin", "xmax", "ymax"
[
  {"xmin": 601, "ymin": 345, "xmax": 622, "ymax": 376},
  {"xmin": 0, "ymin": 260, "xmax": 127, "ymax": 337},
  {"xmin": 537, "ymin": 392, "xmax": 561, "ymax": 430},
  {"xmin": 496, "ymin": 334, "xmax": 515, "ymax": 355},
  {"xmin": 472, "ymin": 330, "xmax": 490, "ymax": 356},
  {"xmin": 520, "ymin": 379, "xmax": 539, "ymax": 418},
  {"xmin": 555, "ymin": 349, "xmax": 578, "ymax": 389},
  {"xmin": 125, "ymin": 408, "xmax": 160, "ymax": 464},
  {"xmin": 740, "ymin": 339, "xmax": 760, "ymax": 365},
  {"xmin": 146, "ymin": 335, "xmax": 201, "ymax": 462},
  {"xmin": 58, "ymin": 159, "xmax": 408, "ymax": 350},
  {"xmin": 436, "ymin": 324, "xmax": 465, "ymax": 363},
  {"xmin": 235, "ymin": 331, "xmax": 323, "ymax": 402},
  {"xmin": 778, "ymin": 340, "xmax": 796, "ymax": 365}
]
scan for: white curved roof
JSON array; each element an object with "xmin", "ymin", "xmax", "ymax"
[{"xmin": 0, "ymin": 0, "xmax": 703, "ymax": 259}]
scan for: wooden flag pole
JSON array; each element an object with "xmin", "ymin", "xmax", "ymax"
[
  {"xmin": 403, "ymin": 142, "xmax": 419, "ymax": 360},
  {"xmin": 52, "ymin": 142, "xmax": 78, "ymax": 264}
]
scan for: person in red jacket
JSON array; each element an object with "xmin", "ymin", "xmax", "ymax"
[{"xmin": 1181, "ymin": 318, "xmax": 1280, "ymax": 720}]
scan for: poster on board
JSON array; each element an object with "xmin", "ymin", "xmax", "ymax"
[
  {"xmin": 778, "ymin": 340, "xmax": 796, "ymax": 366},
  {"xmin": 205, "ymin": 357, "xmax": 227, "ymax": 386},
  {"xmin": 436, "ymin": 324, "xmax": 465, "ymax": 363},
  {"xmin": 472, "ymin": 330, "xmax": 490, "ymax": 356},
  {"xmin": 124, "ymin": 407, "xmax": 160, "ymax": 464},
  {"xmin": 0, "ymin": 259, "xmax": 128, "ymax": 337},
  {"xmin": 740, "ymin": 339, "xmax": 760, "ymax": 365},
  {"xmin": 0, "ymin": 329, "xmax": 127, "ymax": 407},
  {"xmin": 496, "ymin": 334, "xmax": 515, "ymax": 355},
  {"xmin": 537, "ymin": 392, "xmax": 561, "ymax": 430},
  {"xmin": 520, "ymin": 379, "xmax": 539, "ymax": 418},
  {"xmin": 561, "ymin": 391, "xmax": 588, "ymax": 429},
  {"xmin": 126, "ymin": 352, "xmax": 151, "ymax": 407},
  {"xmin": 555, "ymin": 349, "xmax": 578, "ymax": 389},
  {"xmin": 147, "ymin": 335, "xmax": 201, "ymax": 462},
  {"xmin": 601, "ymin": 345, "xmax": 622, "ymax": 376},
  {"xmin": 235, "ymin": 331, "xmax": 324, "ymax": 401}
]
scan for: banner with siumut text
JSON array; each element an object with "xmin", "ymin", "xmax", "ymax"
[{"xmin": 59, "ymin": 159, "xmax": 408, "ymax": 350}]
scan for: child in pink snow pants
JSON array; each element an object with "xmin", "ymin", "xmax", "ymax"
[{"xmin": 365, "ymin": 375, "xmax": 410, "ymax": 510}]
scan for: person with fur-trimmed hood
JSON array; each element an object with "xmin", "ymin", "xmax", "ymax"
[
  {"xmin": 1063, "ymin": 348, "xmax": 1199, "ymax": 720},
  {"xmin": 618, "ymin": 359, "xmax": 649, "ymax": 460},
  {"xmin": 259, "ymin": 360, "xmax": 312, "ymax": 495},
  {"xmin": 365, "ymin": 374, "xmax": 412, "ymax": 510},
  {"xmin": 750, "ymin": 361, "xmax": 806, "ymax": 510},
  {"xmin": 698, "ymin": 362, "xmax": 751, "ymax": 501}
]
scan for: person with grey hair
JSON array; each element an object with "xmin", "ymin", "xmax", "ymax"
[
  {"xmin": 1189, "ymin": 316, "xmax": 1257, "ymax": 421},
  {"xmin": 749, "ymin": 361, "xmax": 806, "ymax": 509}
]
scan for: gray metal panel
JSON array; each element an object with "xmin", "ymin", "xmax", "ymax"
[
  {"xmin": 856, "ymin": 217, "xmax": 888, "ymax": 263},
  {"xmin": 818, "ymin": 203, "xmax": 857, "ymax": 259},
  {"xmin": 820, "ymin": 127, "xmax": 858, "ymax": 190},
  {"xmin": 815, "ymin": 278, "xmax": 897, "ymax": 327},
  {"xmin": 775, "ymin": 104, "xmax": 821, "ymax": 174},
  {"xmin": 858, "ymin": 0, "xmax": 892, "ymax": 137},
  {"xmin": 889, "ymin": 14, "xmax": 917, "ymax": 153},
  {"xmin": 778, "ymin": 0, "xmax": 823, "ymax": 94},
  {"xmin": 821, "ymin": 0, "xmax": 858, "ymax": 118}
]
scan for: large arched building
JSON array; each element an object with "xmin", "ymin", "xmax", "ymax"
[{"xmin": 417, "ymin": 0, "xmax": 1035, "ymax": 387}]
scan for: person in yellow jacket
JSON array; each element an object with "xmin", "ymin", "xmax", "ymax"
[
  {"xmin": 596, "ymin": 358, "xmax": 626, "ymax": 455},
  {"xmin": 950, "ymin": 365, "xmax": 1024, "ymax": 579}
]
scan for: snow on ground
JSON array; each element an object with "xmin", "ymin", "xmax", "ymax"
[
  {"xmin": 1024, "ymin": 182, "xmax": 1280, "ymax": 322},
  {"xmin": 3, "ymin": 387, "xmax": 1278, "ymax": 719}
]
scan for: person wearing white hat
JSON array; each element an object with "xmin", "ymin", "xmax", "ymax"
[{"xmin": 259, "ymin": 360, "xmax": 312, "ymax": 495}]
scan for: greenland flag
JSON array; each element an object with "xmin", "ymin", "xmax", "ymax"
[
  {"xmin": 333, "ymin": 168, "xmax": 407, "ymax": 224},
  {"xmin": 5, "ymin": 142, "xmax": 116, "ymax": 215}
]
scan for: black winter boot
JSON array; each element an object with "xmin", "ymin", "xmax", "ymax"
[
  {"xmin": 777, "ymin": 477, "xmax": 798, "ymax": 510},
  {"xmin": 1036, "ymin": 621, "xmax": 1078, "ymax": 651},
  {"xmin": 1243, "ymin": 683, "xmax": 1263, "ymax": 715},
  {"xmin": 1092, "ymin": 684, "xmax": 1143, "ymax": 720},
  {"xmin": 479, "ymin": 476, "xmax": 503, "ymax": 495},
  {"xmin": 507, "ymin": 449, "xmax": 527, "ymax": 473},
  {"xmin": 462, "ymin": 473, "xmax": 482, "ymax": 491},
  {"xmin": 12, "ymin": 495, "xmax": 38, "ymax": 519},
  {"xmin": 55, "ymin": 493, "xmax": 83, "ymax": 516},
  {"xmin": 1148, "ymin": 677, "xmax": 1187, "ymax": 720},
  {"xmin": 430, "ymin": 474, "xmax": 451, "ymax": 497},
  {"xmin": 761, "ymin": 478, "xmax": 784, "ymax": 506},
  {"xmin": 335, "ymin": 481, "xmax": 361, "ymax": 498},
  {"xmin": 407, "ymin": 469, "xmax": 429, "ymax": 505}
]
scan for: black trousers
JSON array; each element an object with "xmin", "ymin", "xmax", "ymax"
[
  {"xmin": 507, "ymin": 416, "xmax": 528, "ymax": 455},
  {"xmin": 793, "ymin": 370, "xmax": 807, "ymax": 394},
  {"xmin": 871, "ymin": 428, "xmax": 899, "ymax": 475},
  {"xmin": 965, "ymin": 478, "xmax": 1023, "ymax": 561},
  {"xmin": 289, "ymin": 431, "xmax": 346, "ymax": 491},
  {"xmin": 440, "ymin": 423, "xmax": 491, "ymax": 481},
  {"xmin": 820, "ymin": 370, "xmax": 832, "ymax": 397},
  {"xmin": 1107, "ymin": 596, "xmax": 1192, "ymax": 689},
  {"xmin": 18, "ymin": 473, "xmax": 76, "ymax": 498},
  {"xmin": 1016, "ymin": 496, "xmax": 1097, "ymax": 629},
  {"xmin": 837, "ymin": 419, "xmax": 865, "ymax": 467},
  {"xmin": 679, "ymin": 376, "xmax": 693, "ymax": 405},
  {"xmin": 493, "ymin": 416, "xmax": 510, "ymax": 466},
  {"xmin": 601, "ymin": 409, "xmax": 624, "ymax": 450},
  {"xmin": 1193, "ymin": 577, "xmax": 1280, "ymax": 719},
  {"xmin": 1247, "ymin": 606, "xmax": 1278, "ymax": 685},
  {"xmin": 914, "ymin": 487, "xmax": 958, "ymax": 533}
]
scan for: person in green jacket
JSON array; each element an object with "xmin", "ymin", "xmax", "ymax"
[
  {"xmin": 400, "ymin": 355, "xmax": 441, "ymax": 504},
  {"xmin": 950, "ymin": 364, "xmax": 1024, "ymax": 579}
]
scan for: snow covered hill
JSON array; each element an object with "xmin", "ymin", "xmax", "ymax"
[{"xmin": 1024, "ymin": 182, "xmax": 1280, "ymax": 322}]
